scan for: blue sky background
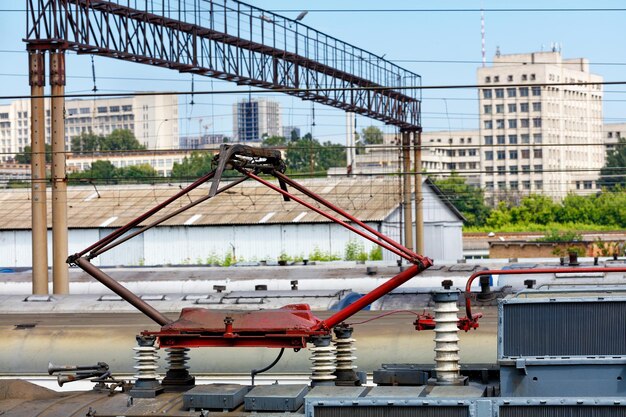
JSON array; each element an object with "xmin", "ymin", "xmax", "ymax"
[{"xmin": 1, "ymin": 0, "xmax": 625, "ymax": 144}]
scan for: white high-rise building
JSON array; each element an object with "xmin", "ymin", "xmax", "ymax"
[
  {"xmin": 477, "ymin": 51, "xmax": 604, "ymax": 201},
  {"xmin": 232, "ymin": 98, "xmax": 281, "ymax": 142},
  {"xmin": 0, "ymin": 94, "xmax": 179, "ymax": 161}
]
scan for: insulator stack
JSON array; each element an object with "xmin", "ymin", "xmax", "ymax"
[
  {"xmin": 129, "ymin": 335, "xmax": 163, "ymax": 398},
  {"xmin": 432, "ymin": 286, "xmax": 466, "ymax": 385},
  {"xmin": 165, "ymin": 348, "xmax": 190, "ymax": 372},
  {"xmin": 161, "ymin": 347, "xmax": 195, "ymax": 391},
  {"xmin": 309, "ymin": 335, "xmax": 336, "ymax": 386},
  {"xmin": 333, "ymin": 325, "xmax": 361, "ymax": 386}
]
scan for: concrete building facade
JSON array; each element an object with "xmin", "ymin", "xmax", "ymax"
[
  {"xmin": 232, "ymin": 98, "xmax": 281, "ymax": 142},
  {"xmin": 0, "ymin": 94, "xmax": 179, "ymax": 162},
  {"xmin": 478, "ymin": 51, "xmax": 604, "ymax": 201}
]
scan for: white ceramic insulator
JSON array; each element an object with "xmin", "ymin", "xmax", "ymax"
[
  {"xmin": 334, "ymin": 337, "xmax": 357, "ymax": 370},
  {"xmin": 166, "ymin": 347, "xmax": 190, "ymax": 370},
  {"xmin": 433, "ymin": 299, "xmax": 460, "ymax": 383},
  {"xmin": 309, "ymin": 345, "xmax": 337, "ymax": 381},
  {"xmin": 133, "ymin": 346, "xmax": 160, "ymax": 380}
]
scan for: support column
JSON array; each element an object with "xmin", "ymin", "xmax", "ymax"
[
  {"xmin": 413, "ymin": 130, "xmax": 424, "ymax": 254},
  {"xmin": 29, "ymin": 50, "xmax": 49, "ymax": 295},
  {"xmin": 401, "ymin": 131, "xmax": 413, "ymax": 253},
  {"xmin": 50, "ymin": 50, "xmax": 69, "ymax": 294}
]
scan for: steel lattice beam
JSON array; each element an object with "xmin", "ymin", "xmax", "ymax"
[{"xmin": 26, "ymin": 0, "xmax": 421, "ymax": 130}]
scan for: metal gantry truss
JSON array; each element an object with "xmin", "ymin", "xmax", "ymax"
[{"xmin": 26, "ymin": 0, "xmax": 421, "ymax": 130}]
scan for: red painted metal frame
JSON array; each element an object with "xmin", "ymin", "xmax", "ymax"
[{"xmin": 463, "ymin": 266, "xmax": 626, "ymax": 326}]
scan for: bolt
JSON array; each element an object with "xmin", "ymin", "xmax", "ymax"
[
  {"xmin": 213, "ymin": 285, "xmax": 226, "ymax": 293},
  {"xmin": 255, "ymin": 284, "xmax": 267, "ymax": 291},
  {"xmin": 524, "ymin": 279, "xmax": 536, "ymax": 289},
  {"xmin": 290, "ymin": 280, "xmax": 298, "ymax": 290},
  {"xmin": 441, "ymin": 280, "xmax": 453, "ymax": 290}
]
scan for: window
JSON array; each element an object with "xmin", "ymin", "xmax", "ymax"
[
  {"xmin": 532, "ymin": 86, "xmax": 541, "ymax": 96},
  {"xmin": 80, "ymin": 108, "xmax": 90, "ymax": 114},
  {"xmin": 484, "ymin": 135, "xmax": 493, "ymax": 145},
  {"xmin": 519, "ymin": 87, "xmax": 529, "ymax": 97},
  {"xmin": 507, "ymin": 75, "xmax": 514, "ymax": 82},
  {"xmin": 533, "ymin": 118, "xmax": 542, "ymax": 128},
  {"xmin": 522, "ymin": 165, "xmax": 530, "ymax": 172},
  {"xmin": 485, "ymin": 151, "xmax": 494, "ymax": 160},
  {"xmin": 122, "ymin": 105, "xmax": 132, "ymax": 112},
  {"xmin": 522, "ymin": 74, "xmax": 528, "ymax": 81},
  {"xmin": 496, "ymin": 104, "xmax": 504, "ymax": 113},
  {"xmin": 494, "ymin": 76, "xmax": 500, "ymax": 82},
  {"xmin": 469, "ymin": 162, "xmax": 477, "ymax": 169},
  {"xmin": 584, "ymin": 181, "xmax": 593, "ymax": 189},
  {"xmin": 534, "ymin": 149, "xmax": 543, "ymax": 158},
  {"xmin": 485, "ymin": 76, "xmax": 491, "ymax": 83},
  {"xmin": 468, "ymin": 149, "xmax": 477, "ymax": 156},
  {"xmin": 510, "ymin": 181, "xmax": 519, "ymax": 189},
  {"xmin": 458, "ymin": 150, "xmax": 466, "ymax": 157},
  {"xmin": 497, "ymin": 150, "xmax": 506, "ymax": 160},
  {"xmin": 486, "ymin": 182, "xmax": 494, "ymax": 189},
  {"xmin": 534, "ymin": 164, "xmax": 543, "ymax": 172},
  {"xmin": 508, "ymin": 119, "xmax": 518, "ymax": 128},
  {"xmin": 532, "ymin": 102, "xmax": 542, "ymax": 111},
  {"xmin": 67, "ymin": 108, "xmax": 78, "ymax": 116},
  {"xmin": 483, "ymin": 89, "xmax": 492, "ymax": 99},
  {"xmin": 510, "ymin": 166, "xmax": 518, "ymax": 174},
  {"xmin": 497, "ymin": 135, "xmax": 505, "ymax": 144},
  {"xmin": 509, "ymin": 150, "xmax": 518, "ymax": 159},
  {"xmin": 497, "ymin": 166, "xmax": 506, "ymax": 175},
  {"xmin": 508, "ymin": 103, "xmax": 517, "ymax": 113},
  {"xmin": 530, "ymin": 74, "xmax": 536, "ymax": 80},
  {"xmin": 520, "ymin": 103, "xmax": 529, "ymax": 112},
  {"xmin": 496, "ymin": 119, "xmax": 505, "ymax": 129},
  {"xmin": 448, "ymin": 163, "xmax": 457, "ymax": 170},
  {"xmin": 97, "ymin": 106, "xmax": 107, "ymax": 113},
  {"xmin": 507, "ymin": 88, "xmax": 517, "ymax": 97},
  {"xmin": 486, "ymin": 166, "xmax": 494, "ymax": 172},
  {"xmin": 458, "ymin": 163, "xmax": 467, "ymax": 170},
  {"xmin": 495, "ymin": 88, "xmax": 504, "ymax": 98},
  {"xmin": 484, "ymin": 105, "xmax": 492, "ymax": 114},
  {"xmin": 521, "ymin": 150, "xmax": 530, "ymax": 159},
  {"xmin": 523, "ymin": 181, "xmax": 531, "ymax": 189},
  {"xmin": 498, "ymin": 181, "xmax": 506, "ymax": 189},
  {"xmin": 533, "ymin": 133, "xmax": 542, "ymax": 143},
  {"xmin": 446, "ymin": 149, "xmax": 456, "ymax": 157},
  {"xmin": 484, "ymin": 120, "xmax": 493, "ymax": 129},
  {"xmin": 467, "ymin": 138, "xmax": 472, "ymax": 143},
  {"xmin": 534, "ymin": 180, "xmax": 543, "ymax": 189},
  {"xmin": 521, "ymin": 118, "xmax": 530, "ymax": 128},
  {"xmin": 109, "ymin": 106, "xmax": 120, "ymax": 113},
  {"xmin": 509, "ymin": 134, "xmax": 518, "ymax": 144},
  {"xmin": 521, "ymin": 134, "xmax": 530, "ymax": 144}
]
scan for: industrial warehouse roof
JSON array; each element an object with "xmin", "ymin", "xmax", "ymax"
[{"xmin": 0, "ymin": 177, "xmax": 463, "ymax": 229}]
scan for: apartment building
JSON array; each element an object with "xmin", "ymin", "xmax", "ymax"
[
  {"xmin": 232, "ymin": 98, "xmax": 281, "ymax": 142},
  {"xmin": 0, "ymin": 94, "xmax": 179, "ymax": 162},
  {"xmin": 478, "ymin": 51, "xmax": 604, "ymax": 201}
]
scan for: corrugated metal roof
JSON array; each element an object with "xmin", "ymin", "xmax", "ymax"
[
  {"xmin": 0, "ymin": 177, "xmax": 408, "ymax": 229},
  {"xmin": 0, "ymin": 176, "xmax": 465, "ymax": 230}
]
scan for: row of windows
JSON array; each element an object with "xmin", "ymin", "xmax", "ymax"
[
  {"xmin": 483, "ymin": 87, "xmax": 541, "ymax": 99},
  {"xmin": 428, "ymin": 137, "xmax": 473, "ymax": 144},
  {"xmin": 484, "ymin": 134, "xmax": 542, "ymax": 145},
  {"xmin": 486, "ymin": 180, "xmax": 543, "ymax": 190},
  {"xmin": 485, "ymin": 74, "xmax": 536, "ymax": 83},
  {"xmin": 445, "ymin": 149, "xmax": 478, "ymax": 157},
  {"xmin": 484, "ymin": 102, "xmax": 541, "ymax": 114},
  {"xmin": 484, "ymin": 118, "xmax": 542, "ymax": 129},
  {"xmin": 485, "ymin": 149, "xmax": 543, "ymax": 160},
  {"xmin": 485, "ymin": 164, "xmax": 543, "ymax": 174},
  {"xmin": 446, "ymin": 162, "xmax": 478, "ymax": 170}
]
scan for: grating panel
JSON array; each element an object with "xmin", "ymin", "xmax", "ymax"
[
  {"xmin": 502, "ymin": 301, "xmax": 626, "ymax": 357},
  {"xmin": 500, "ymin": 406, "xmax": 626, "ymax": 417},
  {"xmin": 314, "ymin": 406, "xmax": 468, "ymax": 417}
]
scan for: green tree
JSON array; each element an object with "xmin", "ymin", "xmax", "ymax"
[
  {"xmin": 69, "ymin": 160, "xmax": 117, "ymax": 184},
  {"xmin": 284, "ymin": 134, "xmax": 346, "ymax": 174},
  {"xmin": 116, "ymin": 164, "xmax": 158, "ymax": 182},
  {"xmin": 599, "ymin": 137, "xmax": 626, "ymax": 189},
  {"xmin": 71, "ymin": 132, "xmax": 101, "ymax": 152},
  {"xmin": 432, "ymin": 174, "xmax": 490, "ymax": 226},
  {"xmin": 171, "ymin": 152, "xmax": 214, "ymax": 179},
  {"xmin": 360, "ymin": 126, "xmax": 384, "ymax": 145},
  {"xmin": 261, "ymin": 135, "xmax": 287, "ymax": 147},
  {"xmin": 14, "ymin": 143, "xmax": 52, "ymax": 164}
]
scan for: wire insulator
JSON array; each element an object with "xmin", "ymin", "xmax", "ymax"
[
  {"xmin": 433, "ymin": 294, "xmax": 461, "ymax": 384},
  {"xmin": 165, "ymin": 347, "xmax": 190, "ymax": 371},
  {"xmin": 133, "ymin": 345, "xmax": 160, "ymax": 381},
  {"xmin": 309, "ymin": 336, "xmax": 336, "ymax": 386},
  {"xmin": 334, "ymin": 337, "xmax": 357, "ymax": 372}
]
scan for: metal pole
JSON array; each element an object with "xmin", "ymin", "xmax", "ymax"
[
  {"xmin": 29, "ymin": 50, "xmax": 48, "ymax": 295},
  {"xmin": 413, "ymin": 130, "xmax": 424, "ymax": 254},
  {"xmin": 401, "ymin": 131, "xmax": 413, "ymax": 253},
  {"xmin": 50, "ymin": 50, "xmax": 69, "ymax": 294}
]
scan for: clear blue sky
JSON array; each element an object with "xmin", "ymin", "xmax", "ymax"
[{"xmin": 1, "ymin": 0, "xmax": 625, "ymax": 144}]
